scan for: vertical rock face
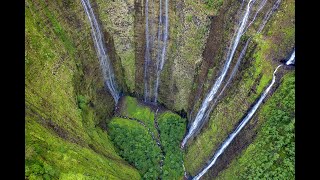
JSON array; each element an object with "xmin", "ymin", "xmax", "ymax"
[
  {"xmin": 93, "ymin": 0, "xmax": 135, "ymax": 94},
  {"xmin": 92, "ymin": 0, "xmax": 224, "ymax": 112},
  {"xmin": 159, "ymin": 0, "xmax": 217, "ymax": 112},
  {"xmin": 44, "ymin": 0, "xmax": 294, "ymax": 118},
  {"xmin": 134, "ymin": 0, "xmax": 147, "ymax": 98}
]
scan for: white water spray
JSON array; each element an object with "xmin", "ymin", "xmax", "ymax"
[
  {"xmin": 192, "ymin": 64, "xmax": 282, "ymax": 180},
  {"xmin": 80, "ymin": 0, "xmax": 119, "ymax": 104},
  {"xmin": 286, "ymin": 50, "xmax": 295, "ymax": 65}
]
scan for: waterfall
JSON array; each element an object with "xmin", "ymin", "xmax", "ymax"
[
  {"xmin": 143, "ymin": 0, "xmax": 169, "ymax": 103},
  {"xmin": 153, "ymin": 0, "xmax": 163, "ymax": 103},
  {"xmin": 204, "ymin": 0, "xmax": 284, "ymax": 121},
  {"xmin": 182, "ymin": 0, "xmax": 256, "ymax": 148},
  {"xmin": 203, "ymin": 38, "xmax": 251, "ymax": 123},
  {"xmin": 192, "ymin": 64, "xmax": 283, "ymax": 180},
  {"xmin": 243, "ymin": 0, "xmax": 268, "ymax": 34},
  {"xmin": 257, "ymin": 0, "xmax": 282, "ymax": 33},
  {"xmin": 153, "ymin": 0, "xmax": 169, "ymax": 103},
  {"xmin": 80, "ymin": 0, "xmax": 120, "ymax": 104},
  {"xmin": 144, "ymin": 0, "xmax": 151, "ymax": 102},
  {"xmin": 286, "ymin": 50, "xmax": 295, "ymax": 65}
]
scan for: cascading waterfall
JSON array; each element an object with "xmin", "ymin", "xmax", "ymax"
[
  {"xmin": 192, "ymin": 64, "xmax": 283, "ymax": 180},
  {"xmin": 257, "ymin": 0, "xmax": 282, "ymax": 33},
  {"xmin": 181, "ymin": 0, "xmax": 256, "ymax": 148},
  {"xmin": 80, "ymin": 0, "xmax": 120, "ymax": 104},
  {"xmin": 286, "ymin": 50, "xmax": 295, "ymax": 65},
  {"xmin": 153, "ymin": 0, "xmax": 169, "ymax": 103}
]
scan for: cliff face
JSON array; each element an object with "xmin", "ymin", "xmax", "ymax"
[
  {"xmin": 26, "ymin": 0, "xmax": 294, "ymax": 179},
  {"xmin": 92, "ymin": 0, "xmax": 224, "ymax": 111}
]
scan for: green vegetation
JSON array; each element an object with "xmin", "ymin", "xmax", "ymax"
[
  {"xmin": 158, "ymin": 112, "xmax": 186, "ymax": 179},
  {"xmin": 217, "ymin": 72, "xmax": 295, "ymax": 179},
  {"xmin": 204, "ymin": 0, "xmax": 224, "ymax": 12},
  {"xmin": 108, "ymin": 118, "xmax": 162, "ymax": 179},
  {"xmin": 26, "ymin": 115, "xmax": 140, "ymax": 180},
  {"xmin": 120, "ymin": 96, "xmax": 157, "ymax": 135},
  {"xmin": 109, "ymin": 97, "xmax": 187, "ymax": 179}
]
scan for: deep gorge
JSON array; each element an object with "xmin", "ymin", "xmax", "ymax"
[{"xmin": 25, "ymin": 0, "xmax": 295, "ymax": 179}]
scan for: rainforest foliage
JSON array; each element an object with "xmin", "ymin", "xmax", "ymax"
[
  {"xmin": 158, "ymin": 112, "xmax": 186, "ymax": 179},
  {"xmin": 108, "ymin": 97, "xmax": 186, "ymax": 179},
  {"xmin": 108, "ymin": 118, "xmax": 162, "ymax": 179}
]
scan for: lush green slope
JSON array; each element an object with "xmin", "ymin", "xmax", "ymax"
[
  {"xmin": 26, "ymin": 114, "xmax": 140, "ymax": 179},
  {"xmin": 216, "ymin": 72, "xmax": 295, "ymax": 179},
  {"xmin": 25, "ymin": 0, "xmax": 140, "ymax": 179}
]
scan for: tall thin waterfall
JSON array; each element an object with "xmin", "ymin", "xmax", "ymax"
[
  {"xmin": 286, "ymin": 50, "xmax": 295, "ymax": 65},
  {"xmin": 202, "ymin": 38, "xmax": 251, "ymax": 123},
  {"xmin": 192, "ymin": 65, "xmax": 283, "ymax": 180},
  {"xmin": 181, "ymin": 0, "xmax": 256, "ymax": 148},
  {"xmin": 154, "ymin": 0, "xmax": 163, "ymax": 102},
  {"xmin": 243, "ymin": 0, "xmax": 268, "ymax": 34},
  {"xmin": 153, "ymin": 0, "xmax": 169, "ymax": 103},
  {"xmin": 80, "ymin": 0, "xmax": 120, "ymax": 104},
  {"xmin": 144, "ymin": 0, "xmax": 151, "ymax": 102}
]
